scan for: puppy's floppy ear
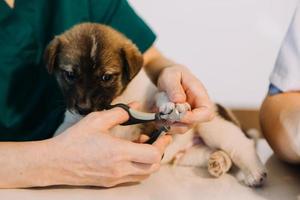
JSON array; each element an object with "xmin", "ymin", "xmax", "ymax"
[
  {"xmin": 121, "ymin": 42, "xmax": 143, "ymax": 82},
  {"xmin": 44, "ymin": 37, "xmax": 61, "ymax": 74}
]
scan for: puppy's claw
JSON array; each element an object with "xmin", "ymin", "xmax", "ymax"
[
  {"xmin": 243, "ymin": 169, "xmax": 267, "ymax": 187},
  {"xmin": 176, "ymin": 103, "xmax": 191, "ymax": 113},
  {"xmin": 176, "ymin": 103, "xmax": 191, "ymax": 120},
  {"xmin": 159, "ymin": 102, "xmax": 175, "ymax": 115}
]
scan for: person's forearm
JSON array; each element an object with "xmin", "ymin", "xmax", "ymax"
[
  {"xmin": 143, "ymin": 46, "xmax": 175, "ymax": 84},
  {"xmin": 260, "ymin": 93, "xmax": 300, "ymax": 163},
  {"xmin": 0, "ymin": 139, "xmax": 64, "ymax": 188}
]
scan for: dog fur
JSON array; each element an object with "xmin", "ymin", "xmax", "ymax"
[{"xmin": 45, "ymin": 23, "xmax": 267, "ymax": 187}]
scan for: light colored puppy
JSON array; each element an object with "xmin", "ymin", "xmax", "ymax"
[
  {"xmin": 46, "ymin": 23, "xmax": 267, "ymax": 187},
  {"xmin": 55, "ymin": 69, "xmax": 267, "ymax": 187}
]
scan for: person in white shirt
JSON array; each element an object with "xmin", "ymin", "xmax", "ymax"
[{"xmin": 260, "ymin": 1, "xmax": 300, "ymax": 163}]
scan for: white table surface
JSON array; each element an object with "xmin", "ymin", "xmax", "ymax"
[{"xmin": 0, "ymin": 140, "xmax": 299, "ymax": 200}]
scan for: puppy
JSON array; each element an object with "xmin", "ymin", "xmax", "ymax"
[{"xmin": 44, "ymin": 23, "xmax": 267, "ymax": 187}]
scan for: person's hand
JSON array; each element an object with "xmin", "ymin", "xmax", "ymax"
[
  {"xmin": 157, "ymin": 64, "xmax": 215, "ymax": 134},
  {"xmin": 50, "ymin": 106, "xmax": 171, "ymax": 187}
]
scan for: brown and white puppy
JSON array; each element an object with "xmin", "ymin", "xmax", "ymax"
[
  {"xmin": 44, "ymin": 23, "xmax": 267, "ymax": 187},
  {"xmin": 45, "ymin": 23, "xmax": 143, "ymax": 115}
]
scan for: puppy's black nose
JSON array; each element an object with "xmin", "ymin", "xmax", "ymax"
[
  {"xmin": 78, "ymin": 109, "xmax": 90, "ymax": 115},
  {"xmin": 75, "ymin": 105, "xmax": 92, "ymax": 115}
]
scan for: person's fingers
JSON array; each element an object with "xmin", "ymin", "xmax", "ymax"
[
  {"xmin": 158, "ymin": 69, "xmax": 186, "ymax": 103},
  {"xmin": 180, "ymin": 107, "xmax": 215, "ymax": 124},
  {"xmin": 88, "ymin": 101, "xmax": 142, "ymax": 130},
  {"xmin": 168, "ymin": 123, "xmax": 192, "ymax": 134},
  {"xmin": 134, "ymin": 134, "xmax": 150, "ymax": 143},
  {"xmin": 152, "ymin": 135, "xmax": 172, "ymax": 154},
  {"xmin": 157, "ymin": 65, "xmax": 214, "ymax": 125},
  {"xmin": 108, "ymin": 174, "xmax": 150, "ymax": 187},
  {"xmin": 180, "ymin": 73, "xmax": 215, "ymax": 124},
  {"xmin": 185, "ymin": 86, "xmax": 211, "ymax": 114},
  {"xmin": 123, "ymin": 142, "xmax": 162, "ymax": 164},
  {"xmin": 131, "ymin": 162, "xmax": 160, "ymax": 174},
  {"xmin": 166, "ymin": 83, "xmax": 186, "ymax": 103},
  {"xmin": 93, "ymin": 107, "xmax": 129, "ymax": 130},
  {"xmin": 120, "ymin": 162, "xmax": 160, "ymax": 177},
  {"xmin": 123, "ymin": 135, "xmax": 172, "ymax": 164}
]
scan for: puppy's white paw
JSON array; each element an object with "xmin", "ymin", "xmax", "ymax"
[
  {"xmin": 242, "ymin": 166, "xmax": 267, "ymax": 187},
  {"xmin": 208, "ymin": 150, "xmax": 232, "ymax": 177},
  {"xmin": 159, "ymin": 102, "xmax": 175, "ymax": 114},
  {"xmin": 176, "ymin": 103, "xmax": 191, "ymax": 113},
  {"xmin": 176, "ymin": 103, "xmax": 191, "ymax": 118},
  {"xmin": 155, "ymin": 92, "xmax": 191, "ymax": 121},
  {"xmin": 232, "ymin": 141, "xmax": 267, "ymax": 187}
]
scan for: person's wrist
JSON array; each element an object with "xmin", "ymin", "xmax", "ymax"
[
  {"xmin": 166, "ymin": 64, "xmax": 189, "ymax": 73},
  {"xmin": 160, "ymin": 63, "xmax": 189, "ymax": 75},
  {"xmin": 37, "ymin": 137, "xmax": 75, "ymax": 186},
  {"xmin": 148, "ymin": 61, "xmax": 173, "ymax": 85},
  {"xmin": 14, "ymin": 138, "xmax": 66, "ymax": 187}
]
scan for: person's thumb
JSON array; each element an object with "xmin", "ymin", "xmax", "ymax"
[
  {"xmin": 97, "ymin": 107, "xmax": 129, "ymax": 130},
  {"xmin": 160, "ymin": 75, "xmax": 186, "ymax": 103},
  {"xmin": 97, "ymin": 101, "xmax": 141, "ymax": 130},
  {"xmin": 152, "ymin": 135, "xmax": 172, "ymax": 154},
  {"xmin": 166, "ymin": 83, "xmax": 186, "ymax": 103}
]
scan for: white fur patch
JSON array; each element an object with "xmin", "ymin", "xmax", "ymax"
[
  {"xmin": 90, "ymin": 35, "xmax": 98, "ymax": 65},
  {"xmin": 60, "ymin": 64, "xmax": 73, "ymax": 72}
]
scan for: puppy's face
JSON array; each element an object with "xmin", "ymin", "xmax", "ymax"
[{"xmin": 44, "ymin": 24, "xmax": 143, "ymax": 115}]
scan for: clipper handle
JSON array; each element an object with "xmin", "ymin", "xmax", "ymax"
[
  {"xmin": 145, "ymin": 126, "xmax": 170, "ymax": 144},
  {"xmin": 108, "ymin": 103, "xmax": 162, "ymax": 125}
]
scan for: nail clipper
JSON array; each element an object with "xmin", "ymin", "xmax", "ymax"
[{"xmin": 107, "ymin": 103, "xmax": 179, "ymax": 144}]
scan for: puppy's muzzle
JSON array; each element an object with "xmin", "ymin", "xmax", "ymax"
[{"xmin": 75, "ymin": 104, "xmax": 93, "ymax": 115}]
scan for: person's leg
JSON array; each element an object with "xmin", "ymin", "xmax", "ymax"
[{"xmin": 260, "ymin": 92, "xmax": 300, "ymax": 163}]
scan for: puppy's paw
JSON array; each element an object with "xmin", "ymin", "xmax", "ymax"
[
  {"xmin": 159, "ymin": 102, "xmax": 175, "ymax": 114},
  {"xmin": 242, "ymin": 167, "xmax": 267, "ymax": 187},
  {"xmin": 233, "ymin": 142, "xmax": 267, "ymax": 187},
  {"xmin": 155, "ymin": 92, "xmax": 173, "ymax": 114},
  {"xmin": 175, "ymin": 103, "xmax": 191, "ymax": 116},
  {"xmin": 208, "ymin": 150, "xmax": 232, "ymax": 177},
  {"xmin": 172, "ymin": 150, "xmax": 187, "ymax": 166}
]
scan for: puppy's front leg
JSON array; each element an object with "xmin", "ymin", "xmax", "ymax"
[
  {"xmin": 163, "ymin": 130, "xmax": 232, "ymax": 177},
  {"xmin": 173, "ymin": 144, "xmax": 212, "ymax": 167},
  {"xmin": 174, "ymin": 145, "xmax": 232, "ymax": 177}
]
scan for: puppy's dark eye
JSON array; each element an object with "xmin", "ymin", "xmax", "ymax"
[
  {"xmin": 101, "ymin": 74, "xmax": 113, "ymax": 82},
  {"xmin": 63, "ymin": 71, "xmax": 77, "ymax": 82}
]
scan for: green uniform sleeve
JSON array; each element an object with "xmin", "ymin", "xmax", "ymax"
[{"xmin": 90, "ymin": 0, "xmax": 156, "ymax": 53}]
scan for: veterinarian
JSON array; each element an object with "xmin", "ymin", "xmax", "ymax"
[
  {"xmin": 0, "ymin": 0, "xmax": 214, "ymax": 188},
  {"xmin": 260, "ymin": 1, "xmax": 300, "ymax": 164}
]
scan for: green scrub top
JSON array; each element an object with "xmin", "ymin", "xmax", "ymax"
[{"xmin": 0, "ymin": 0, "xmax": 156, "ymax": 141}]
